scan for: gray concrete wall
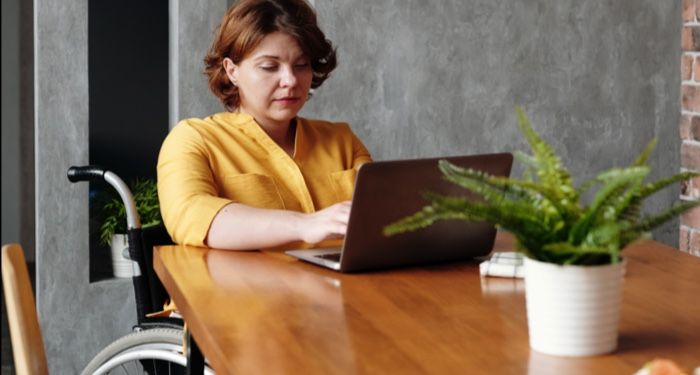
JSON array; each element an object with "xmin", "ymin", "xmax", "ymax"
[
  {"xmin": 170, "ymin": 0, "xmax": 227, "ymax": 125},
  {"xmin": 303, "ymin": 0, "xmax": 681, "ymax": 245},
  {"xmin": 32, "ymin": 0, "xmax": 680, "ymax": 372}
]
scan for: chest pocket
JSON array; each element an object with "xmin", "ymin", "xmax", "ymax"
[
  {"xmin": 329, "ymin": 169, "xmax": 358, "ymax": 201},
  {"xmin": 221, "ymin": 174, "xmax": 285, "ymax": 209}
]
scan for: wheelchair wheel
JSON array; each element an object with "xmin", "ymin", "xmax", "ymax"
[{"xmin": 80, "ymin": 328, "xmax": 213, "ymax": 375}]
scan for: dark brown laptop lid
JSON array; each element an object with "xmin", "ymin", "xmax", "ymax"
[{"xmin": 340, "ymin": 153, "xmax": 513, "ymax": 272}]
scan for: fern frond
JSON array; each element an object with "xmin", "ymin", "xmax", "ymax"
[
  {"xmin": 384, "ymin": 192, "xmax": 556, "ymax": 245},
  {"xmin": 620, "ymin": 171, "xmax": 699, "ymax": 223},
  {"xmin": 629, "ymin": 200, "xmax": 700, "ymax": 234},
  {"xmin": 439, "ymin": 161, "xmax": 562, "ymax": 219},
  {"xmin": 438, "ymin": 161, "xmax": 512, "ymax": 204},
  {"xmin": 423, "ymin": 193, "xmax": 554, "ymax": 237},
  {"xmin": 514, "ymin": 151, "xmax": 538, "ymax": 181},
  {"xmin": 619, "ymin": 230, "xmax": 651, "ymax": 249},
  {"xmin": 581, "ymin": 222, "xmax": 624, "ymax": 248},
  {"xmin": 608, "ymin": 184, "xmax": 643, "ymax": 222},
  {"xmin": 515, "ymin": 106, "xmax": 576, "ymax": 199},
  {"xmin": 439, "ymin": 160, "xmax": 582, "ymax": 223},
  {"xmin": 568, "ymin": 166, "xmax": 649, "ymax": 245},
  {"xmin": 576, "ymin": 175, "xmax": 599, "ymax": 197},
  {"xmin": 541, "ymin": 242, "xmax": 615, "ymax": 265},
  {"xmin": 637, "ymin": 171, "xmax": 700, "ymax": 200},
  {"xmin": 633, "ymin": 138, "xmax": 657, "ymax": 167},
  {"xmin": 97, "ymin": 178, "xmax": 161, "ymax": 246}
]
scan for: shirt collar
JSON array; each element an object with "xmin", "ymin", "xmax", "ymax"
[{"xmin": 215, "ymin": 112, "xmax": 305, "ymax": 159}]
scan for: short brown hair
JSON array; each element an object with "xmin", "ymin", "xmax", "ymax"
[{"xmin": 204, "ymin": 0, "xmax": 337, "ymax": 110}]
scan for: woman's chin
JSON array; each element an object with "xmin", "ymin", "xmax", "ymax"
[{"xmin": 270, "ymin": 108, "xmax": 302, "ymax": 122}]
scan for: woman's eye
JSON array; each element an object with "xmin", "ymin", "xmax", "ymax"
[
  {"xmin": 260, "ymin": 65, "xmax": 278, "ymax": 72},
  {"xmin": 294, "ymin": 62, "xmax": 310, "ymax": 69}
]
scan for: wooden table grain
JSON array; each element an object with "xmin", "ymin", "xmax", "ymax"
[{"xmin": 154, "ymin": 233, "xmax": 700, "ymax": 374}]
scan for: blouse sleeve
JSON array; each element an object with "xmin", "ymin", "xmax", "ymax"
[
  {"xmin": 349, "ymin": 125, "xmax": 373, "ymax": 168},
  {"xmin": 156, "ymin": 121, "xmax": 232, "ymax": 246}
]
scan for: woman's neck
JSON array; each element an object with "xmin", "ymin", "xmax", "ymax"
[
  {"xmin": 235, "ymin": 109, "xmax": 296, "ymax": 155},
  {"xmin": 263, "ymin": 120, "xmax": 294, "ymax": 145},
  {"xmin": 269, "ymin": 120, "xmax": 296, "ymax": 156}
]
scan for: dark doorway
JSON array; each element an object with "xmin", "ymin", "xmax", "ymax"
[{"xmin": 88, "ymin": 0, "xmax": 169, "ymax": 281}]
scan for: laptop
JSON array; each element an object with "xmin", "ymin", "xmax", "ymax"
[{"xmin": 285, "ymin": 152, "xmax": 513, "ymax": 272}]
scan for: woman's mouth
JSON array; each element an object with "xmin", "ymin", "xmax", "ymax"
[{"xmin": 273, "ymin": 97, "xmax": 300, "ymax": 106}]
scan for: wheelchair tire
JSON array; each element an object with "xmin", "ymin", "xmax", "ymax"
[{"xmin": 80, "ymin": 328, "xmax": 213, "ymax": 375}]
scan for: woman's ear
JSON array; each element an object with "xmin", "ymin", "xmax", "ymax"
[{"xmin": 223, "ymin": 58, "xmax": 238, "ymax": 86}]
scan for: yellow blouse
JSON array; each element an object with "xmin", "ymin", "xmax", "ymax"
[{"xmin": 157, "ymin": 112, "xmax": 372, "ymax": 249}]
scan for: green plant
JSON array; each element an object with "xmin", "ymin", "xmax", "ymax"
[
  {"xmin": 99, "ymin": 178, "xmax": 162, "ymax": 246},
  {"xmin": 384, "ymin": 107, "xmax": 700, "ymax": 265}
]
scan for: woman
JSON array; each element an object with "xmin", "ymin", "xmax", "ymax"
[{"xmin": 157, "ymin": 0, "xmax": 372, "ymax": 251}]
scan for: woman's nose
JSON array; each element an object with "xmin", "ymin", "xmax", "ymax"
[{"xmin": 280, "ymin": 67, "xmax": 298, "ymax": 87}]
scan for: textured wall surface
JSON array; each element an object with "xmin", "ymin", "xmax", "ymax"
[
  {"xmin": 304, "ymin": 0, "xmax": 680, "ymax": 245},
  {"xmin": 171, "ymin": 0, "xmax": 227, "ymax": 124}
]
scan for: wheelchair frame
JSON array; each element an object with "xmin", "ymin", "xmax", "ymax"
[{"xmin": 68, "ymin": 165, "xmax": 209, "ymax": 375}]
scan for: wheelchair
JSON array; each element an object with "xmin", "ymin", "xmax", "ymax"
[{"xmin": 67, "ymin": 166, "xmax": 212, "ymax": 374}]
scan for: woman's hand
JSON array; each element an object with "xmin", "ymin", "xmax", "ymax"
[{"xmin": 297, "ymin": 201, "xmax": 351, "ymax": 244}]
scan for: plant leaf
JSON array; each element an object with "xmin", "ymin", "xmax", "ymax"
[
  {"xmin": 629, "ymin": 200, "xmax": 700, "ymax": 235},
  {"xmin": 568, "ymin": 166, "xmax": 649, "ymax": 245},
  {"xmin": 632, "ymin": 138, "xmax": 657, "ymax": 167},
  {"xmin": 515, "ymin": 106, "xmax": 577, "ymax": 201}
]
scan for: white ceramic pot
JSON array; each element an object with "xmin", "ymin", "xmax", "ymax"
[
  {"xmin": 110, "ymin": 233, "xmax": 134, "ymax": 278},
  {"xmin": 524, "ymin": 257, "xmax": 625, "ymax": 357}
]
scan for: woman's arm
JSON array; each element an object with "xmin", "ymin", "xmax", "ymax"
[{"xmin": 206, "ymin": 200, "xmax": 351, "ymax": 250}]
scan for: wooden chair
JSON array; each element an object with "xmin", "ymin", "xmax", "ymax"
[{"xmin": 2, "ymin": 244, "xmax": 49, "ymax": 375}]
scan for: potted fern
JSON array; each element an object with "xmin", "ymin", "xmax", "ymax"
[
  {"xmin": 99, "ymin": 178, "xmax": 162, "ymax": 278},
  {"xmin": 385, "ymin": 107, "xmax": 699, "ymax": 357}
]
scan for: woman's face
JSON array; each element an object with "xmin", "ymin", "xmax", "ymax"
[{"xmin": 224, "ymin": 32, "xmax": 313, "ymax": 129}]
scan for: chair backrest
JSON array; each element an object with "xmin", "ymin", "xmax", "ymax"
[
  {"xmin": 1, "ymin": 244, "xmax": 49, "ymax": 375},
  {"xmin": 140, "ymin": 224, "xmax": 174, "ymax": 316}
]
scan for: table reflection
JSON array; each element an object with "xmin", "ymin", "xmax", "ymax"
[
  {"xmin": 479, "ymin": 276, "xmax": 524, "ymax": 297},
  {"xmin": 207, "ymin": 250, "xmax": 357, "ymax": 373},
  {"xmin": 526, "ymin": 349, "xmax": 626, "ymax": 375}
]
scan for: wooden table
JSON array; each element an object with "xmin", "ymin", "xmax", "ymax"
[{"xmin": 154, "ymin": 233, "xmax": 700, "ymax": 374}]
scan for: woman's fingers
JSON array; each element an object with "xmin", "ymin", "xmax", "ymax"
[{"xmin": 300, "ymin": 201, "xmax": 353, "ymax": 243}]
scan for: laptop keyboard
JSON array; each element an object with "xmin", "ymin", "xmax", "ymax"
[{"xmin": 316, "ymin": 253, "xmax": 341, "ymax": 262}]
